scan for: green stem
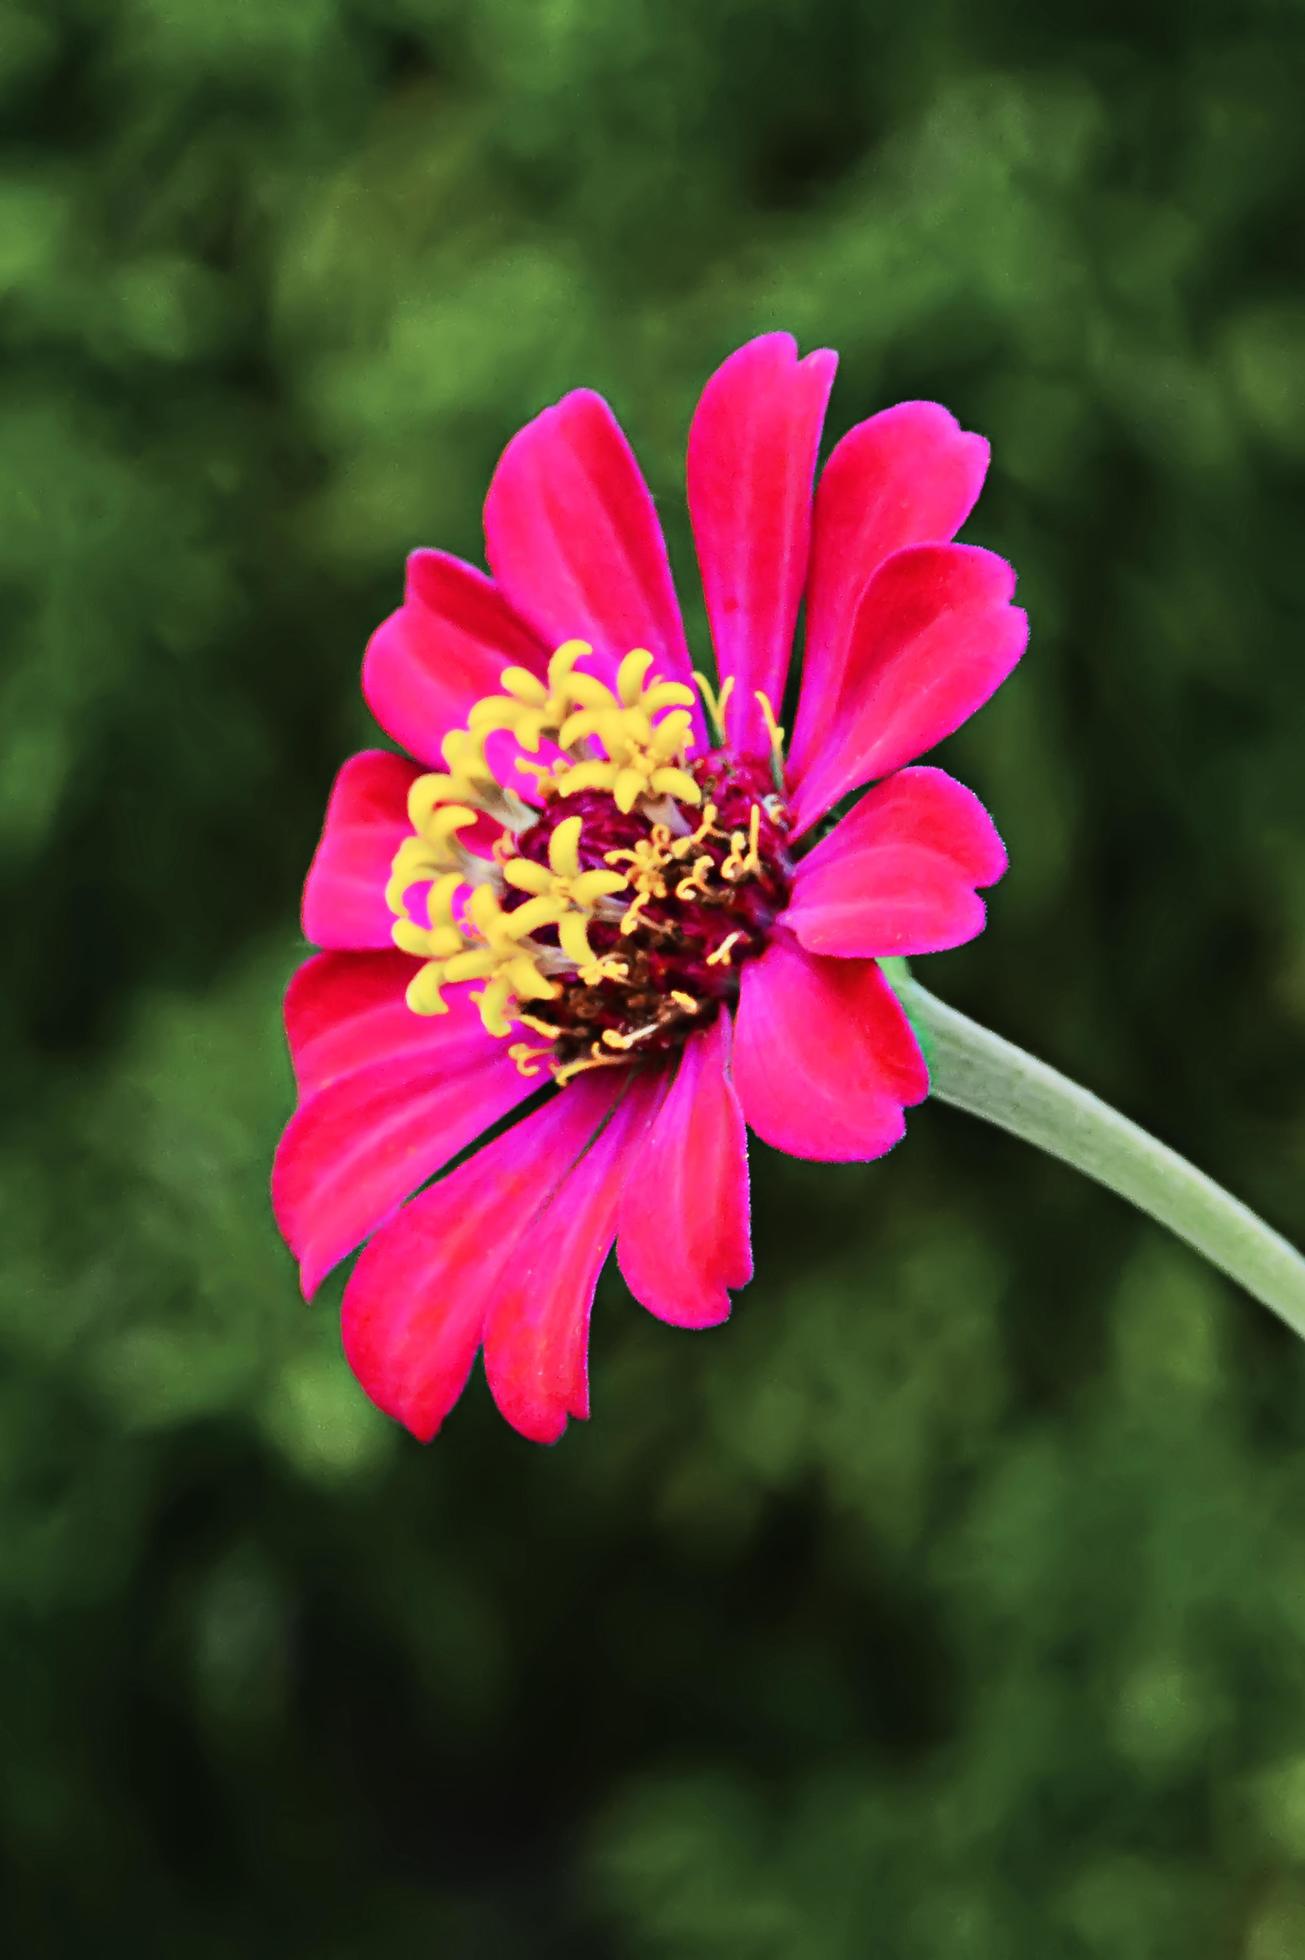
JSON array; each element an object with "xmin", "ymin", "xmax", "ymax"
[{"xmin": 896, "ymin": 977, "xmax": 1305, "ymax": 1340}]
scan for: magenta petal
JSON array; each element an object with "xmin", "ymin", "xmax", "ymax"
[
  {"xmin": 788, "ymin": 544, "xmax": 1028, "ymax": 835},
  {"xmin": 362, "ymin": 550, "xmax": 546, "ymax": 768},
  {"xmin": 341, "ymin": 1072, "xmax": 647, "ymax": 1445},
  {"xmin": 733, "ymin": 935, "xmax": 928, "ymax": 1161},
  {"xmin": 301, "ymin": 750, "xmax": 421, "ymax": 950},
  {"xmin": 272, "ymin": 992, "xmax": 536, "ymax": 1299},
  {"xmin": 483, "ymin": 1074, "xmax": 663, "ymax": 1444},
  {"xmin": 284, "ymin": 950, "xmax": 446, "ymax": 1096},
  {"xmin": 617, "ymin": 1014, "xmax": 752, "ymax": 1328},
  {"xmin": 686, "ymin": 333, "xmax": 836, "ymax": 756},
  {"xmin": 483, "ymin": 388, "xmax": 695, "ymax": 699},
  {"xmin": 789, "ymin": 402, "xmax": 990, "ymax": 779},
  {"xmin": 337, "ymin": 1083, "xmax": 614, "ymax": 1443},
  {"xmin": 783, "ymin": 766, "xmax": 1008, "ymax": 959}
]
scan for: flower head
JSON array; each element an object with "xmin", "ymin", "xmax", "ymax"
[{"xmin": 273, "ymin": 334, "xmax": 1027, "ymax": 1444}]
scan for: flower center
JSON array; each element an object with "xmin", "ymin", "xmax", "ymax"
[{"xmin": 386, "ymin": 642, "xmax": 792, "ymax": 1084}]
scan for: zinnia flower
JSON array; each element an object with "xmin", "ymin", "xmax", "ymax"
[{"xmin": 273, "ymin": 333, "xmax": 1028, "ymax": 1444}]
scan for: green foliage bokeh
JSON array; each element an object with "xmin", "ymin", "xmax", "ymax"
[{"xmin": 5, "ymin": 1, "xmax": 1305, "ymax": 1952}]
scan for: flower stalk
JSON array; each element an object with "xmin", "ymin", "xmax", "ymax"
[{"xmin": 894, "ymin": 975, "xmax": 1305, "ymax": 1339}]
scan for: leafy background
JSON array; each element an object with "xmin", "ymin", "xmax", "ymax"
[{"xmin": 5, "ymin": 0, "xmax": 1305, "ymax": 1953}]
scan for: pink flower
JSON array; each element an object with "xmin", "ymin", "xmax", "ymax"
[{"xmin": 273, "ymin": 334, "xmax": 1027, "ymax": 1444}]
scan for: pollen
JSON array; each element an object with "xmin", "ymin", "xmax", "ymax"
[{"xmin": 385, "ymin": 641, "xmax": 793, "ymax": 1079}]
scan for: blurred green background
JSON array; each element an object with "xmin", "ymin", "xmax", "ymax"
[{"xmin": 5, "ymin": 0, "xmax": 1305, "ymax": 1953}]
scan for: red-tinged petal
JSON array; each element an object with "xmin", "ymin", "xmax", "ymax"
[
  {"xmin": 339, "ymin": 1094, "xmax": 570, "ymax": 1444},
  {"xmin": 284, "ymin": 950, "xmax": 446, "ymax": 1096},
  {"xmin": 787, "ymin": 544, "xmax": 1028, "ymax": 835},
  {"xmin": 301, "ymin": 750, "xmax": 422, "ymax": 950},
  {"xmin": 733, "ymin": 934, "xmax": 928, "ymax": 1162},
  {"xmin": 362, "ymin": 550, "xmax": 547, "ymax": 768},
  {"xmin": 686, "ymin": 333, "xmax": 836, "ymax": 756},
  {"xmin": 482, "ymin": 388, "xmax": 696, "ymax": 701},
  {"xmin": 340, "ymin": 1074, "xmax": 635, "ymax": 1444},
  {"xmin": 783, "ymin": 766, "xmax": 1008, "ymax": 959},
  {"xmin": 789, "ymin": 402, "xmax": 990, "ymax": 778},
  {"xmin": 272, "ymin": 992, "xmax": 536, "ymax": 1299},
  {"xmin": 617, "ymin": 1013, "xmax": 752, "ymax": 1329},
  {"xmin": 483, "ymin": 1075, "xmax": 664, "ymax": 1444}
]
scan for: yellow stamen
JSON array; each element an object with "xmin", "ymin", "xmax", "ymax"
[
  {"xmin": 394, "ymin": 871, "xmax": 566, "ymax": 1036},
  {"xmin": 504, "ymin": 893, "xmax": 571, "ymax": 938},
  {"xmin": 518, "ymin": 1012, "xmax": 565, "ymax": 1039},
  {"xmin": 501, "ymin": 857, "xmax": 554, "ymax": 896},
  {"xmin": 550, "ymin": 756, "xmax": 620, "ymax": 798},
  {"xmin": 561, "ymin": 671, "xmax": 618, "ymax": 712},
  {"xmin": 383, "ymin": 634, "xmax": 774, "ymax": 1062},
  {"xmin": 619, "ymin": 890, "xmax": 652, "ymax": 936},
  {"xmin": 600, "ymin": 1023, "xmax": 659, "ymax": 1051},
  {"xmin": 674, "ymin": 854, "xmax": 716, "ymax": 901},
  {"xmin": 392, "ymin": 918, "xmax": 435, "ymax": 958},
  {"xmin": 508, "ymin": 1041, "xmax": 554, "ymax": 1078},
  {"xmin": 605, "ymin": 835, "xmax": 670, "ymax": 899},
  {"xmin": 405, "ymin": 963, "xmax": 453, "ymax": 1015},
  {"xmin": 550, "ymin": 678, "xmax": 701, "ymax": 810},
  {"xmin": 578, "ymin": 955, "xmax": 631, "ymax": 986},
  {"xmin": 473, "ymin": 976, "xmax": 517, "ymax": 1039},
  {"xmin": 669, "ymin": 802, "xmax": 720, "ymax": 860},
  {"xmin": 613, "ymin": 765, "xmax": 646, "ymax": 814},
  {"xmin": 504, "ymin": 822, "xmax": 628, "ymax": 923},
  {"xmin": 720, "ymin": 805, "xmax": 765, "ymax": 883},
  {"xmin": 693, "ymin": 670, "xmax": 736, "ymax": 743},
  {"xmin": 754, "ymin": 689, "xmax": 785, "ymax": 759},
  {"xmin": 558, "ymin": 912, "xmax": 599, "ymax": 967},
  {"xmin": 754, "ymin": 688, "xmax": 787, "ymax": 794},
  {"xmin": 501, "ymin": 664, "xmax": 551, "ymax": 703},
  {"xmin": 549, "ymin": 814, "xmax": 583, "ymax": 880},
  {"xmin": 645, "ymin": 765, "xmax": 700, "ymax": 804},
  {"xmin": 553, "ymin": 1044, "xmax": 630, "ymax": 1088},
  {"xmin": 706, "ymin": 931, "xmax": 745, "ymax": 968},
  {"xmin": 385, "ymin": 838, "xmax": 442, "ymax": 917},
  {"xmin": 617, "ymin": 648, "xmax": 655, "ymax": 704}
]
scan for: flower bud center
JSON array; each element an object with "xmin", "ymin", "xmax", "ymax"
[
  {"xmin": 385, "ymin": 643, "xmax": 792, "ymax": 1084},
  {"xmin": 508, "ymin": 753, "xmax": 791, "ymax": 1082}
]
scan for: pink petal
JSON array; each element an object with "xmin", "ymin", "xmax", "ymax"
[
  {"xmin": 284, "ymin": 950, "xmax": 443, "ymax": 1096},
  {"xmin": 362, "ymin": 551, "xmax": 547, "ymax": 767},
  {"xmin": 301, "ymin": 750, "xmax": 421, "ymax": 950},
  {"xmin": 787, "ymin": 544, "xmax": 1028, "ymax": 836},
  {"xmin": 272, "ymin": 990, "xmax": 536, "ymax": 1299},
  {"xmin": 617, "ymin": 1014, "xmax": 752, "ymax": 1328},
  {"xmin": 339, "ymin": 1092, "xmax": 579, "ymax": 1445},
  {"xmin": 482, "ymin": 388, "xmax": 696, "ymax": 703},
  {"xmin": 483, "ymin": 1074, "xmax": 664, "ymax": 1444},
  {"xmin": 783, "ymin": 766, "xmax": 1008, "ymax": 959},
  {"xmin": 686, "ymin": 333, "xmax": 836, "ymax": 756},
  {"xmin": 733, "ymin": 934, "xmax": 928, "ymax": 1161},
  {"xmin": 789, "ymin": 402, "xmax": 990, "ymax": 779},
  {"xmin": 341, "ymin": 1073, "xmax": 641, "ymax": 1443}
]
